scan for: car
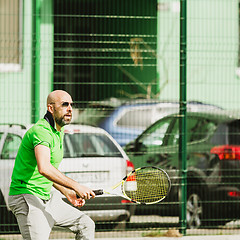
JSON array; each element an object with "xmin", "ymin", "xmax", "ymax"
[
  {"xmin": 74, "ymin": 98, "xmax": 222, "ymax": 146},
  {"xmin": 124, "ymin": 109, "xmax": 240, "ymax": 229},
  {"xmin": 0, "ymin": 123, "xmax": 136, "ymax": 233}
]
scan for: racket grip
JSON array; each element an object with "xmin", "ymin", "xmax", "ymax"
[
  {"xmin": 76, "ymin": 189, "xmax": 104, "ymax": 199},
  {"xmin": 93, "ymin": 189, "xmax": 104, "ymax": 195}
]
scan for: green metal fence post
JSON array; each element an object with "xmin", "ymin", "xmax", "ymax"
[
  {"xmin": 31, "ymin": 0, "xmax": 41, "ymax": 123},
  {"xmin": 179, "ymin": 0, "xmax": 187, "ymax": 235}
]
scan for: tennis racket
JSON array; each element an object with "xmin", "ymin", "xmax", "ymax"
[{"xmin": 92, "ymin": 166, "xmax": 171, "ymax": 205}]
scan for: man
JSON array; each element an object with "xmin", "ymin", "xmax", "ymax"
[{"xmin": 8, "ymin": 90, "xmax": 95, "ymax": 240}]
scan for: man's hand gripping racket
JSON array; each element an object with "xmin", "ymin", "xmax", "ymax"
[{"xmin": 92, "ymin": 166, "xmax": 171, "ymax": 205}]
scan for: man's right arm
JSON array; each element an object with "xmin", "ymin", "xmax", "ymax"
[{"xmin": 34, "ymin": 144, "xmax": 95, "ymax": 200}]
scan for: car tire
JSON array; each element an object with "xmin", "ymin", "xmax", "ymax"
[
  {"xmin": 187, "ymin": 185, "xmax": 229, "ymax": 228},
  {"xmin": 186, "ymin": 186, "xmax": 205, "ymax": 229}
]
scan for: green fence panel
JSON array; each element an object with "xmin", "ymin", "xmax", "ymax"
[{"xmin": 1, "ymin": 0, "xmax": 240, "ymax": 239}]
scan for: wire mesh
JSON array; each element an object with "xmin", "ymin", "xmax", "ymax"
[{"xmin": 1, "ymin": 0, "xmax": 240, "ymax": 239}]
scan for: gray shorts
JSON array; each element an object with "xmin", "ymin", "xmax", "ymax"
[{"xmin": 8, "ymin": 191, "xmax": 95, "ymax": 240}]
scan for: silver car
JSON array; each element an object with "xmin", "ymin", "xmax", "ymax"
[{"xmin": 0, "ymin": 123, "xmax": 136, "ymax": 232}]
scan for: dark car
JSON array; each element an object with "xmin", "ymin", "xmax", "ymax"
[
  {"xmin": 74, "ymin": 98, "xmax": 222, "ymax": 146},
  {"xmin": 124, "ymin": 109, "xmax": 240, "ymax": 229}
]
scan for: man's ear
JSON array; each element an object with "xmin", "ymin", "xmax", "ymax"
[{"xmin": 47, "ymin": 104, "xmax": 54, "ymax": 114}]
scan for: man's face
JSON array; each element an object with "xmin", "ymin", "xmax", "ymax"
[
  {"xmin": 49, "ymin": 93, "xmax": 73, "ymax": 128},
  {"xmin": 52, "ymin": 101, "xmax": 73, "ymax": 127}
]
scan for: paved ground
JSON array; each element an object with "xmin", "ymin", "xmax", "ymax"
[
  {"xmin": 1, "ymin": 235, "xmax": 240, "ymax": 240},
  {"xmin": 97, "ymin": 236, "xmax": 240, "ymax": 240},
  {"xmin": 1, "ymin": 217, "xmax": 240, "ymax": 239},
  {"xmin": 98, "ymin": 236, "xmax": 240, "ymax": 240},
  {"xmin": 1, "ymin": 231, "xmax": 240, "ymax": 240}
]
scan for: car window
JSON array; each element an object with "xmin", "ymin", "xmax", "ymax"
[
  {"xmin": 210, "ymin": 120, "xmax": 240, "ymax": 145},
  {"xmin": 198, "ymin": 120, "xmax": 216, "ymax": 139},
  {"xmin": 188, "ymin": 118, "xmax": 216, "ymax": 142},
  {"xmin": 228, "ymin": 120, "xmax": 240, "ymax": 144},
  {"xmin": 210, "ymin": 124, "xmax": 228, "ymax": 145},
  {"xmin": 116, "ymin": 108, "xmax": 152, "ymax": 129},
  {"xmin": 138, "ymin": 118, "xmax": 172, "ymax": 147},
  {"xmin": 63, "ymin": 133, "xmax": 122, "ymax": 158},
  {"xmin": 169, "ymin": 117, "xmax": 216, "ymax": 145},
  {"xmin": 1, "ymin": 133, "xmax": 22, "ymax": 159}
]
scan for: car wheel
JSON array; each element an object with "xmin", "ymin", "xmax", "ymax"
[
  {"xmin": 187, "ymin": 186, "xmax": 230, "ymax": 228},
  {"xmin": 187, "ymin": 187, "xmax": 204, "ymax": 229}
]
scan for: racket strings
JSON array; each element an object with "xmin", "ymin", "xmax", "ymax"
[{"xmin": 123, "ymin": 168, "xmax": 170, "ymax": 204}]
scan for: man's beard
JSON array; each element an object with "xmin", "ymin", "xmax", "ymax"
[{"xmin": 55, "ymin": 115, "xmax": 71, "ymax": 127}]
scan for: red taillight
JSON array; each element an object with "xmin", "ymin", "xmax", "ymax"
[
  {"xmin": 126, "ymin": 159, "xmax": 135, "ymax": 174},
  {"xmin": 228, "ymin": 191, "xmax": 240, "ymax": 197},
  {"xmin": 121, "ymin": 199, "xmax": 132, "ymax": 204},
  {"xmin": 210, "ymin": 145, "xmax": 240, "ymax": 160},
  {"xmin": 126, "ymin": 159, "xmax": 136, "ymax": 181}
]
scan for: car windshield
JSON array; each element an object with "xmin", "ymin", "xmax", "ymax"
[
  {"xmin": 63, "ymin": 132, "xmax": 122, "ymax": 158},
  {"xmin": 76, "ymin": 105, "xmax": 115, "ymax": 126}
]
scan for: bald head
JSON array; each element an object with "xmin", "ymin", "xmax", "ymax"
[
  {"xmin": 47, "ymin": 90, "xmax": 73, "ymax": 130},
  {"xmin": 47, "ymin": 90, "xmax": 72, "ymax": 106}
]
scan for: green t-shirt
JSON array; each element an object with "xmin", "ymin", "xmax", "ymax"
[{"xmin": 9, "ymin": 119, "xmax": 64, "ymax": 200}]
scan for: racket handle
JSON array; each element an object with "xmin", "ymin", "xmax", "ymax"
[
  {"xmin": 93, "ymin": 189, "xmax": 104, "ymax": 195},
  {"xmin": 76, "ymin": 189, "xmax": 104, "ymax": 199}
]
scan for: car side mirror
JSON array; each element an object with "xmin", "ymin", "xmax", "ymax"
[
  {"xmin": 125, "ymin": 141, "xmax": 136, "ymax": 153},
  {"xmin": 136, "ymin": 141, "xmax": 147, "ymax": 154},
  {"xmin": 125, "ymin": 140, "xmax": 147, "ymax": 156}
]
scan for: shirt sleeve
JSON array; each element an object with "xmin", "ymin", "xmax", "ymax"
[{"xmin": 32, "ymin": 126, "xmax": 52, "ymax": 148}]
